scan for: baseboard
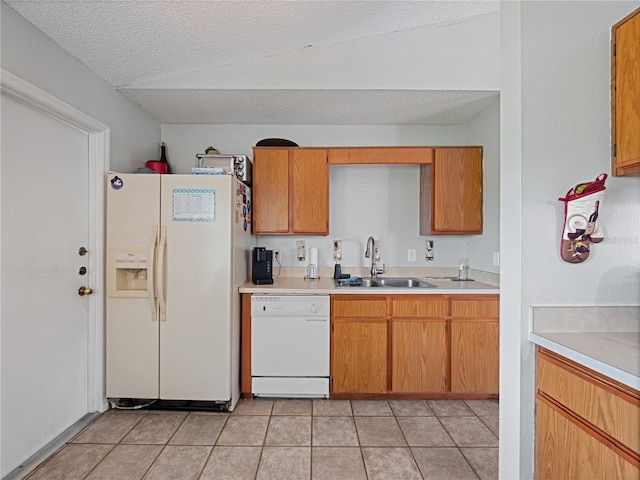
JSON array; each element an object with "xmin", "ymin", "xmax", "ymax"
[{"xmin": 2, "ymin": 412, "xmax": 101, "ymax": 480}]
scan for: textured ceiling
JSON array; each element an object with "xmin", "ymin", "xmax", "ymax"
[{"xmin": 6, "ymin": 1, "xmax": 500, "ymax": 125}]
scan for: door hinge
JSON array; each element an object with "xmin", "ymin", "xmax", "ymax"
[
  {"xmin": 613, "ymin": 42, "xmax": 616, "ymax": 57},
  {"xmin": 613, "ymin": 144, "xmax": 617, "ymax": 158}
]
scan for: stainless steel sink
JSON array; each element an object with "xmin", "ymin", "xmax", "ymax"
[
  {"xmin": 334, "ymin": 277, "xmax": 437, "ymax": 288},
  {"xmin": 376, "ymin": 277, "xmax": 437, "ymax": 288}
]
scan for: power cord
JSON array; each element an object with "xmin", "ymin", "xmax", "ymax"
[{"xmin": 108, "ymin": 398, "xmax": 157, "ymax": 410}]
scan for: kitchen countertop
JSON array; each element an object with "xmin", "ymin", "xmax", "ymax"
[
  {"xmin": 239, "ymin": 276, "xmax": 500, "ymax": 295},
  {"xmin": 529, "ymin": 306, "xmax": 640, "ymax": 391}
]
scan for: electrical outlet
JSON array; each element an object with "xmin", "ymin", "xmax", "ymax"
[
  {"xmin": 425, "ymin": 239, "xmax": 435, "ymax": 261},
  {"xmin": 374, "ymin": 240, "xmax": 381, "ymax": 262},
  {"xmin": 493, "ymin": 252, "xmax": 500, "ymax": 266},
  {"xmin": 408, "ymin": 249, "xmax": 417, "ymax": 262},
  {"xmin": 273, "ymin": 249, "xmax": 280, "ymax": 262},
  {"xmin": 296, "ymin": 240, "xmax": 306, "ymax": 261}
]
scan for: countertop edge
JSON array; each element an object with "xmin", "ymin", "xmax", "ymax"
[
  {"xmin": 239, "ymin": 277, "xmax": 499, "ymax": 295},
  {"xmin": 529, "ymin": 332, "xmax": 640, "ymax": 391},
  {"xmin": 239, "ymin": 287, "xmax": 500, "ymax": 294}
]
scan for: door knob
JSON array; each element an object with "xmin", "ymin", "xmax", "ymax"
[{"xmin": 78, "ymin": 286, "xmax": 94, "ymax": 296}]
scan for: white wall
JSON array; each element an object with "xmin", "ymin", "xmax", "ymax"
[
  {"xmin": 501, "ymin": 1, "xmax": 640, "ymax": 478},
  {"xmin": 161, "ymin": 120, "xmax": 500, "ymax": 272},
  {"xmin": 1, "ymin": 3, "xmax": 161, "ymax": 169},
  {"xmin": 466, "ymin": 98, "xmax": 501, "ymax": 274},
  {"xmin": 1, "ymin": 3, "xmax": 160, "ymax": 475}
]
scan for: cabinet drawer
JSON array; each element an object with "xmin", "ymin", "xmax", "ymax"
[
  {"xmin": 537, "ymin": 351, "xmax": 640, "ymax": 455},
  {"xmin": 331, "ymin": 297, "xmax": 387, "ymax": 318},
  {"xmin": 392, "ymin": 297, "xmax": 447, "ymax": 318},
  {"xmin": 451, "ymin": 298, "xmax": 499, "ymax": 318},
  {"xmin": 536, "ymin": 395, "xmax": 640, "ymax": 480}
]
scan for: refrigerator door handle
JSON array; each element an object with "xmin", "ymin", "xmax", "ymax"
[
  {"xmin": 158, "ymin": 225, "xmax": 167, "ymax": 321},
  {"xmin": 148, "ymin": 225, "xmax": 158, "ymax": 320}
]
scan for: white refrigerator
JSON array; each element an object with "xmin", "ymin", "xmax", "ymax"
[{"xmin": 105, "ymin": 173, "xmax": 252, "ymax": 410}]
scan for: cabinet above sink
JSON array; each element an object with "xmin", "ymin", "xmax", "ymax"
[{"xmin": 252, "ymin": 145, "xmax": 483, "ymax": 236}]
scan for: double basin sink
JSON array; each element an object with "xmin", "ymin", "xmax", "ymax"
[{"xmin": 334, "ymin": 277, "xmax": 437, "ymax": 289}]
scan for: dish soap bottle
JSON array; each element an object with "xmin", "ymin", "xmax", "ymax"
[{"xmin": 457, "ymin": 257, "xmax": 469, "ymax": 280}]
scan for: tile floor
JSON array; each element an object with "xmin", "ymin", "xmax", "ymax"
[{"xmin": 25, "ymin": 398, "xmax": 499, "ymax": 480}]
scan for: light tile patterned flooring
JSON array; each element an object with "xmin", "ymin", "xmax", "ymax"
[{"xmin": 25, "ymin": 398, "xmax": 499, "ymax": 480}]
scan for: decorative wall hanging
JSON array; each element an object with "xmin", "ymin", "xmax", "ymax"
[{"xmin": 558, "ymin": 174, "xmax": 607, "ymax": 263}]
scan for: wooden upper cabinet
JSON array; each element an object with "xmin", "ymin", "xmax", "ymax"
[
  {"xmin": 420, "ymin": 147, "xmax": 483, "ymax": 235},
  {"xmin": 612, "ymin": 8, "xmax": 640, "ymax": 176},
  {"xmin": 291, "ymin": 149, "xmax": 329, "ymax": 234},
  {"xmin": 252, "ymin": 149, "xmax": 289, "ymax": 233},
  {"xmin": 328, "ymin": 147, "xmax": 434, "ymax": 164},
  {"xmin": 252, "ymin": 148, "xmax": 329, "ymax": 235}
]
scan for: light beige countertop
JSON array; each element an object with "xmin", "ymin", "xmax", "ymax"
[
  {"xmin": 239, "ymin": 275, "xmax": 500, "ymax": 295},
  {"xmin": 529, "ymin": 306, "xmax": 640, "ymax": 390}
]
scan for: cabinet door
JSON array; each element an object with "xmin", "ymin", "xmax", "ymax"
[
  {"xmin": 253, "ymin": 149, "xmax": 289, "ymax": 233},
  {"xmin": 332, "ymin": 320, "xmax": 387, "ymax": 394},
  {"xmin": 536, "ymin": 396, "xmax": 639, "ymax": 480},
  {"xmin": 390, "ymin": 296, "xmax": 448, "ymax": 393},
  {"xmin": 450, "ymin": 296, "xmax": 499, "ymax": 394},
  {"xmin": 450, "ymin": 320, "xmax": 499, "ymax": 394},
  {"xmin": 291, "ymin": 149, "xmax": 329, "ymax": 234},
  {"xmin": 421, "ymin": 147, "xmax": 483, "ymax": 234},
  {"xmin": 537, "ymin": 350, "xmax": 640, "ymax": 456},
  {"xmin": 391, "ymin": 319, "xmax": 447, "ymax": 393},
  {"xmin": 612, "ymin": 8, "xmax": 640, "ymax": 176}
]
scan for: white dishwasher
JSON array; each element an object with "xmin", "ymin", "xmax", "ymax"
[{"xmin": 251, "ymin": 295, "xmax": 330, "ymax": 398}]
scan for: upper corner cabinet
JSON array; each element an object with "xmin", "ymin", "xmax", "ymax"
[
  {"xmin": 252, "ymin": 147, "xmax": 329, "ymax": 235},
  {"xmin": 420, "ymin": 147, "xmax": 483, "ymax": 235},
  {"xmin": 612, "ymin": 7, "xmax": 640, "ymax": 176}
]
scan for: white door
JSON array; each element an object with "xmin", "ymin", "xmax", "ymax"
[{"xmin": 1, "ymin": 95, "xmax": 91, "ymax": 475}]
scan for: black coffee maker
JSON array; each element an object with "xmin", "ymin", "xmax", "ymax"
[{"xmin": 252, "ymin": 247, "xmax": 273, "ymax": 285}]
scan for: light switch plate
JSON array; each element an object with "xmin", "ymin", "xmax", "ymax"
[
  {"xmin": 333, "ymin": 240, "xmax": 342, "ymax": 262},
  {"xmin": 408, "ymin": 249, "xmax": 417, "ymax": 262}
]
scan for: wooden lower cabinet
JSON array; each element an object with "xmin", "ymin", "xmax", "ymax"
[
  {"xmin": 535, "ymin": 348, "xmax": 640, "ymax": 479},
  {"xmin": 451, "ymin": 320, "xmax": 499, "ymax": 393},
  {"xmin": 391, "ymin": 296, "xmax": 448, "ymax": 393},
  {"xmin": 332, "ymin": 320, "xmax": 387, "ymax": 394},
  {"xmin": 536, "ymin": 397, "xmax": 639, "ymax": 479},
  {"xmin": 331, "ymin": 296, "xmax": 387, "ymax": 395},
  {"xmin": 330, "ymin": 294, "xmax": 498, "ymax": 398},
  {"xmin": 391, "ymin": 319, "xmax": 447, "ymax": 393},
  {"xmin": 450, "ymin": 296, "xmax": 500, "ymax": 394}
]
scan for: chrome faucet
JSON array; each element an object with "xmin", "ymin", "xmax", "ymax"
[{"xmin": 365, "ymin": 236, "xmax": 384, "ymax": 278}]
